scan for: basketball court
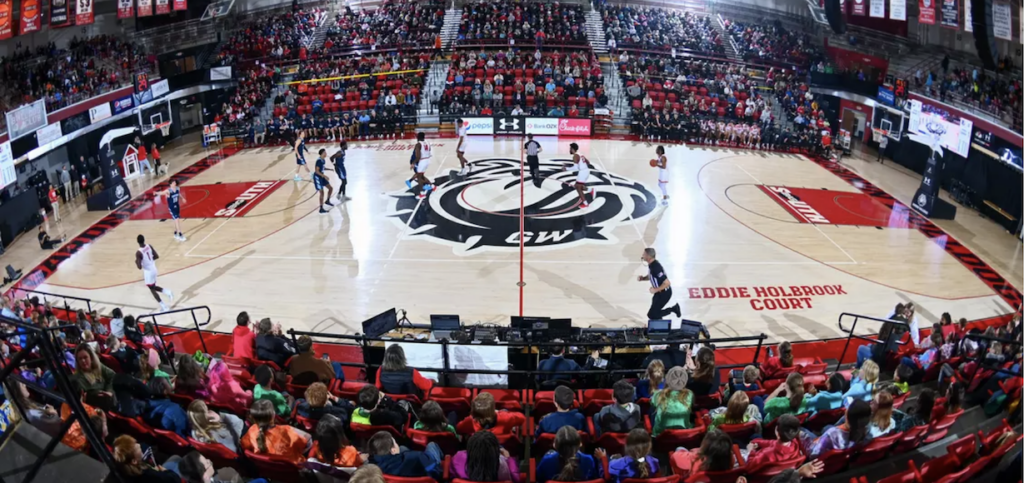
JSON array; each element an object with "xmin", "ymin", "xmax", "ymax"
[{"xmin": 7, "ymin": 135, "xmax": 1021, "ymax": 342}]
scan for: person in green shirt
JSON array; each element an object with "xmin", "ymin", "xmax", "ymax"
[
  {"xmin": 140, "ymin": 348, "xmax": 171, "ymax": 383},
  {"xmin": 652, "ymin": 366, "xmax": 694, "ymax": 436},
  {"xmin": 709, "ymin": 390, "xmax": 761, "ymax": 433},
  {"xmin": 253, "ymin": 364, "xmax": 293, "ymax": 416},
  {"xmin": 71, "ymin": 343, "xmax": 117, "ymax": 409},
  {"xmin": 763, "ymin": 373, "xmax": 809, "ymax": 423},
  {"xmin": 412, "ymin": 400, "xmax": 456, "ymax": 434}
]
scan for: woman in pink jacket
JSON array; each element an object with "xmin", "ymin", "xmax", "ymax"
[{"xmin": 207, "ymin": 360, "xmax": 252, "ymax": 411}]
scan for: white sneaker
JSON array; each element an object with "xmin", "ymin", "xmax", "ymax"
[
  {"xmin": 163, "ymin": 289, "xmax": 174, "ymax": 301},
  {"xmin": 159, "ymin": 302, "xmax": 169, "ymax": 312},
  {"xmin": 293, "ymin": 174, "xmax": 302, "ymax": 182},
  {"xmin": 178, "ymin": 233, "xmax": 187, "ymax": 242},
  {"xmin": 661, "ymin": 199, "xmax": 669, "ymax": 206},
  {"xmin": 459, "ymin": 166, "xmax": 468, "ymax": 175}
]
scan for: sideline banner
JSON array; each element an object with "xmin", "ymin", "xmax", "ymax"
[{"xmin": 463, "ymin": 117, "xmax": 593, "ymax": 137}]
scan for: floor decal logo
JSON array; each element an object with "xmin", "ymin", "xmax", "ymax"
[
  {"xmin": 388, "ymin": 158, "xmax": 658, "ymax": 253},
  {"xmin": 128, "ymin": 180, "xmax": 284, "ymax": 221}
]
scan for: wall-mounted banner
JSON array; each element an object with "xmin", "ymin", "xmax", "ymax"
[
  {"xmin": 172, "ymin": 0, "xmax": 185, "ymax": 10},
  {"xmin": 890, "ymin": 0, "xmax": 907, "ymax": 20},
  {"xmin": 869, "ymin": 0, "xmax": 885, "ymax": 17},
  {"xmin": 50, "ymin": 0, "xmax": 71, "ymax": 26},
  {"xmin": 941, "ymin": 0, "xmax": 959, "ymax": 28},
  {"xmin": 112, "ymin": 95, "xmax": 135, "ymax": 114},
  {"xmin": 117, "ymin": 0, "xmax": 133, "ymax": 18},
  {"xmin": 155, "ymin": 0, "xmax": 169, "ymax": 15},
  {"xmin": 89, "ymin": 102, "xmax": 112, "ymax": 123},
  {"xmin": 136, "ymin": 0, "xmax": 152, "ymax": 16},
  {"xmin": 852, "ymin": 0, "xmax": 866, "ymax": 15},
  {"xmin": 0, "ymin": 0, "xmax": 13, "ymax": 40},
  {"xmin": 35, "ymin": 122, "xmax": 62, "ymax": 146},
  {"xmin": 964, "ymin": 0, "xmax": 973, "ymax": 31},
  {"xmin": 150, "ymin": 79, "xmax": 170, "ymax": 99},
  {"xmin": 75, "ymin": 0, "xmax": 94, "ymax": 25},
  {"xmin": 19, "ymin": 0, "xmax": 40, "ymax": 34},
  {"xmin": 992, "ymin": 1, "xmax": 1012, "ymax": 39},
  {"xmin": 6, "ymin": 100, "xmax": 48, "ymax": 141},
  {"xmin": 919, "ymin": 0, "xmax": 936, "ymax": 23}
]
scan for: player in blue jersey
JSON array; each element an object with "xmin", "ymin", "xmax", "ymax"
[
  {"xmin": 292, "ymin": 131, "xmax": 311, "ymax": 181},
  {"xmin": 330, "ymin": 140, "xmax": 349, "ymax": 202},
  {"xmin": 314, "ymin": 148, "xmax": 335, "ymax": 213},
  {"xmin": 155, "ymin": 179, "xmax": 187, "ymax": 241}
]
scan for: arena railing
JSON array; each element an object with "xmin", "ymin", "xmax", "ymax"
[
  {"xmin": 135, "ymin": 306, "xmax": 213, "ymax": 370},
  {"xmin": 836, "ymin": 312, "xmax": 910, "ymax": 371},
  {"xmin": 0, "ymin": 314, "xmax": 122, "ymax": 483},
  {"xmin": 7, "ymin": 288, "xmax": 94, "ymax": 319},
  {"xmin": 287, "ymin": 327, "xmax": 767, "ymax": 389}
]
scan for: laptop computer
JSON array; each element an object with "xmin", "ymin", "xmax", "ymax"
[
  {"xmin": 647, "ymin": 319, "xmax": 671, "ymax": 341},
  {"xmin": 430, "ymin": 314, "xmax": 461, "ymax": 340}
]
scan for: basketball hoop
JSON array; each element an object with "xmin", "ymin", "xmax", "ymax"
[
  {"xmin": 159, "ymin": 122, "xmax": 171, "ymax": 137},
  {"xmin": 871, "ymin": 128, "xmax": 888, "ymax": 143}
]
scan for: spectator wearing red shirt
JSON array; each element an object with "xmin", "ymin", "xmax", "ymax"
[
  {"xmin": 761, "ymin": 341, "xmax": 795, "ymax": 379},
  {"xmin": 456, "ymin": 392, "xmax": 526, "ymax": 435},
  {"xmin": 481, "ymin": 106, "xmax": 493, "ymax": 115},
  {"xmin": 232, "ymin": 311, "xmax": 256, "ymax": 359},
  {"xmin": 48, "ymin": 186, "xmax": 60, "ymax": 222},
  {"xmin": 375, "ymin": 344, "xmax": 433, "ymax": 397},
  {"xmin": 745, "ymin": 414, "xmax": 802, "ymax": 467},
  {"xmin": 568, "ymin": 106, "xmax": 580, "ymax": 117}
]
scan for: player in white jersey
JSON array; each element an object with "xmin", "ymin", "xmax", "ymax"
[
  {"xmin": 654, "ymin": 145, "xmax": 669, "ymax": 205},
  {"xmin": 405, "ymin": 132, "xmax": 434, "ymax": 199},
  {"xmin": 135, "ymin": 234, "xmax": 174, "ymax": 312},
  {"xmin": 563, "ymin": 142, "xmax": 596, "ymax": 208},
  {"xmin": 455, "ymin": 118, "xmax": 470, "ymax": 175}
]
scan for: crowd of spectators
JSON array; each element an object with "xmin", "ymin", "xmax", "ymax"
[
  {"xmin": 456, "ymin": 1, "xmax": 587, "ymax": 46},
  {"xmin": 0, "ymin": 35, "xmax": 152, "ymax": 132},
  {"xmin": 915, "ymin": 64, "xmax": 1022, "ymax": 128},
  {"xmin": 601, "ymin": 5, "xmax": 724, "ymax": 56},
  {"xmin": 211, "ymin": 8, "xmax": 326, "ymax": 66},
  {"xmin": 439, "ymin": 49, "xmax": 605, "ymax": 117},
  {"xmin": 724, "ymin": 19, "xmax": 823, "ymax": 66},
  {"xmin": 323, "ymin": 1, "xmax": 444, "ymax": 51}
]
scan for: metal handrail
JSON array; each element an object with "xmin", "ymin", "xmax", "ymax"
[
  {"xmin": 135, "ymin": 306, "xmax": 213, "ymax": 364},
  {"xmin": 836, "ymin": 312, "xmax": 910, "ymax": 370},
  {"xmin": 6, "ymin": 288, "xmax": 94, "ymax": 319}
]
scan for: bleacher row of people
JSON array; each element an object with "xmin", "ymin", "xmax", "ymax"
[
  {"xmin": 723, "ymin": 19, "xmax": 823, "ymax": 66},
  {"xmin": 324, "ymin": 1, "xmax": 445, "ymax": 52},
  {"xmin": 915, "ymin": 64, "xmax": 1022, "ymax": 129},
  {"xmin": 0, "ymin": 292, "xmax": 1021, "ymax": 483},
  {"xmin": 601, "ymin": 5, "xmax": 724, "ymax": 56},
  {"xmin": 213, "ymin": 8, "xmax": 326, "ymax": 66},
  {"xmin": 456, "ymin": 1, "xmax": 587, "ymax": 45}
]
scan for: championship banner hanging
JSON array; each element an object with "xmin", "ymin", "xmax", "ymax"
[
  {"xmin": 50, "ymin": 0, "xmax": 70, "ymax": 26},
  {"xmin": 852, "ymin": 0, "xmax": 866, "ymax": 15},
  {"xmin": 919, "ymin": 0, "xmax": 936, "ymax": 23},
  {"xmin": 155, "ymin": 0, "xmax": 169, "ymax": 14},
  {"xmin": 117, "ymin": 0, "xmax": 133, "ymax": 18},
  {"xmin": 890, "ymin": 0, "xmax": 907, "ymax": 20},
  {"xmin": 0, "ymin": 0, "xmax": 12, "ymax": 40},
  {"xmin": 992, "ymin": 1, "xmax": 1012, "ymax": 40},
  {"xmin": 172, "ymin": 0, "xmax": 185, "ymax": 11},
  {"xmin": 19, "ymin": 0, "xmax": 40, "ymax": 33},
  {"xmin": 869, "ymin": 0, "xmax": 885, "ymax": 17},
  {"xmin": 964, "ymin": 0, "xmax": 973, "ymax": 31},
  {"xmin": 940, "ymin": 0, "xmax": 959, "ymax": 28},
  {"xmin": 136, "ymin": 0, "xmax": 152, "ymax": 16},
  {"xmin": 75, "ymin": 0, "xmax": 94, "ymax": 25}
]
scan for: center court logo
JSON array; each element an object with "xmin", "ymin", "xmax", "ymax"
[{"xmin": 388, "ymin": 158, "xmax": 658, "ymax": 253}]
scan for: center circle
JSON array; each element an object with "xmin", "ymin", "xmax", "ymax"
[{"xmin": 458, "ymin": 179, "xmax": 582, "ymax": 218}]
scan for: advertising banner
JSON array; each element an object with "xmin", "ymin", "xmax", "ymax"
[
  {"xmin": 89, "ymin": 102, "xmax": 112, "ymax": 123},
  {"xmin": 117, "ymin": 0, "xmax": 133, "ymax": 18},
  {"xmin": 75, "ymin": 0, "xmax": 93, "ymax": 25},
  {"xmin": 150, "ymin": 79, "xmax": 170, "ymax": 99},
  {"xmin": 941, "ymin": 0, "xmax": 959, "ymax": 28},
  {"xmin": 112, "ymin": 95, "xmax": 135, "ymax": 114},
  {"xmin": 877, "ymin": 86, "xmax": 896, "ymax": 106},
  {"xmin": 19, "ymin": 0, "xmax": 40, "ymax": 33},
  {"xmin": 462, "ymin": 117, "xmax": 493, "ymax": 135},
  {"xmin": 36, "ymin": 122, "xmax": 62, "ymax": 145},
  {"xmin": 0, "ymin": 141, "xmax": 14, "ymax": 190},
  {"xmin": 493, "ymin": 117, "xmax": 525, "ymax": 135},
  {"xmin": 919, "ymin": 0, "xmax": 936, "ymax": 24},
  {"xmin": 6, "ymin": 100, "xmax": 48, "ymax": 141},
  {"xmin": 558, "ymin": 118, "xmax": 592, "ymax": 136},
  {"xmin": 525, "ymin": 117, "xmax": 558, "ymax": 135}
]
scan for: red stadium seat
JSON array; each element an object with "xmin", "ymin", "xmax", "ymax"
[
  {"xmin": 910, "ymin": 453, "xmax": 960, "ymax": 483},
  {"xmin": 478, "ymin": 389, "xmax": 523, "ymax": 412},
  {"xmin": 922, "ymin": 411, "xmax": 962, "ymax": 444},
  {"xmin": 892, "ymin": 426, "xmax": 929, "ymax": 453},
  {"xmin": 429, "ymin": 387, "xmax": 472, "ymax": 419},
  {"xmin": 804, "ymin": 408, "xmax": 845, "ymax": 433},
  {"xmin": 151, "ymin": 428, "xmax": 190, "ymax": 456},
  {"xmin": 944, "ymin": 434, "xmax": 976, "ymax": 463},
  {"xmin": 189, "ymin": 438, "xmax": 240, "ymax": 470},
  {"xmin": 815, "ymin": 447, "xmax": 854, "ymax": 476},
  {"xmin": 244, "ymin": 451, "xmax": 304, "ymax": 483},
  {"xmin": 407, "ymin": 428, "xmax": 460, "ymax": 455},
  {"xmin": 717, "ymin": 420, "xmax": 757, "ymax": 444},
  {"xmin": 745, "ymin": 454, "xmax": 805, "ymax": 483},
  {"xmin": 850, "ymin": 432, "xmax": 900, "ymax": 465}
]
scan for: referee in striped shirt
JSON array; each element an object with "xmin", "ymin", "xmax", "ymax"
[{"xmin": 524, "ymin": 134, "xmax": 542, "ymax": 187}]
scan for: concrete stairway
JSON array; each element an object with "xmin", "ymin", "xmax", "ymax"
[
  {"xmin": 417, "ymin": 60, "xmax": 452, "ymax": 126},
  {"xmin": 440, "ymin": 7, "xmax": 462, "ymax": 49},
  {"xmin": 305, "ymin": 10, "xmax": 333, "ymax": 50},
  {"xmin": 715, "ymin": 14, "xmax": 743, "ymax": 62},
  {"xmin": 601, "ymin": 62, "xmax": 632, "ymax": 133},
  {"xmin": 585, "ymin": 9, "xmax": 607, "ymax": 55}
]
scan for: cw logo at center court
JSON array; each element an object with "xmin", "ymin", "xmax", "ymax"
[{"xmin": 387, "ymin": 158, "xmax": 658, "ymax": 254}]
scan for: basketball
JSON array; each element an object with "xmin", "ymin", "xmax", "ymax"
[{"xmin": 650, "ymin": 159, "xmax": 658, "ymax": 167}]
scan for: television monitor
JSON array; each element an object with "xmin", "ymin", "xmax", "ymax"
[{"xmin": 361, "ymin": 308, "xmax": 398, "ymax": 338}]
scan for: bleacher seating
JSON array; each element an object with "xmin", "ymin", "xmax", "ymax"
[
  {"xmin": 723, "ymin": 18, "xmax": 824, "ymax": 66},
  {"xmin": 324, "ymin": 0, "xmax": 445, "ymax": 51},
  {"xmin": 456, "ymin": 1, "xmax": 587, "ymax": 46},
  {"xmin": 601, "ymin": 5, "xmax": 724, "ymax": 56}
]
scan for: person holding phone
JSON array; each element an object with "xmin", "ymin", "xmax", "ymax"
[{"xmin": 290, "ymin": 335, "xmax": 344, "ymax": 385}]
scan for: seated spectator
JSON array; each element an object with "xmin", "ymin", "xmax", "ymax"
[
  {"xmin": 7, "ymin": 381, "xmax": 61, "ymax": 436},
  {"xmin": 709, "ymin": 391, "xmax": 761, "ymax": 433},
  {"xmin": 174, "ymin": 354, "xmax": 209, "ymax": 399},
  {"xmin": 375, "ymin": 344, "xmax": 432, "ymax": 397},
  {"xmin": 744, "ymin": 414, "xmax": 801, "ymax": 467},
  {"xmin": 594, "ymin": 379, "xmax": 642, "ymax": 435},
  {"xmin": 608, "ymin": 428, "xmax": 657, "ymax": 483},
  {"xmin": 762, "ymin": 341, "xmax": 795, "ymax": 379},
  {"xmin": 763, "ymin": 373, "xmax": 808, "ymax": 423},
  {"xmin": 457, "ymin": 391, "xmax": 526, "ymax": 435},
  {"xmin": 687, "ymin": 347, "xmax": 720, "ymax": 396},
  {"xmin": 943, "ymin": 381, "xmax": 963, "ymax": 415},
  {"xmin": 901, "ymin": 332, "xmax": 944, "ymax": 383},
  {"xmin": 805, "ymin": 373, "xmax": 847, "ymax": 412},
  {"xmin": 413, "ymin": 400, "xmax": 455, "ymax": 434},
  {"xmin": 177, "ymin": 450, "xmax": 265, "ymax": 483},
  {"xmin": 652, "ymin": 366, "xmax": 694, "ymax": 435},
  {"xmin": 255, "ymin": 318, "xmax": 295, "ymax": 368},
  {"xmin": 451, "ymin": 430, "xmax": 521, "ymax": 483},
  {"xmin": 105, "ymin": 335, "xmax": 141, "ymax": 375},
  {"xmin": 253, "ymin": 364, "xmax": 293, "ymax": 416},
  {"xmin": 536, "ymin": 385, "xmax": 586, "ymax": 436},
  {"xmin": 290, "ymin": 335, "xmax": 343, "ymax": 385},
  {"xmin": 637, "ymin": 359, "xmax": 665, "ymax": 399},
  {"xmin": 142, "ymin": 322, "xmax": 162, "ymax": 349},
  {"xmin": 207, "ymin": 360, "xmax": 252, "ymax": 410},
  {"xmin": 109, "ymin": 308, "xmax": 126, "ymax": 339},
  {"xmin": 296, "ymin": 382, "xmax": 352, "ymax": 422},
  {"xmin": 366, "ymin": 431, "xmax": 442, "ymax": 479},
  {"xmin": 311, "ymin": 414, "xmax": 363, "ymax": 467},
  {"xmin": 867, "ymin": 391, "xmax": 896, "ymax": 438},
  {"xmin": 892, "ymin": 363, "xmax": 913, "ymax": 395},
  {"xmin": 241, "ymin": 399, "xmax": 312, "ymax": 464},
  {"xmin": 894, "ymin": 388, "xmax": 934, "ymax": 432},
  {"xmin": 538, "ymin": 342, "xmax": 582, "ymax": 383},
  {"xmin": 353, "ymin": 384, "xmax": 408, "ymax": 431},
  {"xmin": 668, "ymin": 429, "xmax": 734, "ymax": 479},
  {"xmin": 232, "ymin": 311, "xmax": 256, "ymax": 359},
  {"xmin": 802, "ymin": 399, "xmax": 872, "ymax": 458},
  {"xmin": 187, "ymin": 400, "xmax": 245, "ymax": 453},
  {"xmin": 349, "ymin": 464, "xmax": 385, "ymax": 483},
  {"xmin": 71, "ymin": 343, "xmax": 117, "ymax": 410},
  {"xmin": 843, "ymin": 360, "xmax": 879, "ymax": 403},
  {"xmin": 112, "ymin": 434, "xmax": 182, "ymax": 483},
  {"xmin": 144, "ymin": 377, "xmax": 189, "ymax": 437},
  {"xmin": 536, "ymin": 426, "xmax": 605, "ymax": 483}
]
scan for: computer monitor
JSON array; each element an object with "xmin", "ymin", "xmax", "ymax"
[
  {"xmin": 510, "ymin": 316, "xmax": 550, "ymax": 330},
  {"xmin": 547, "ymin": 318, "xmax": 573, "ymax": 340},
  {"xmin": 361, "ymin": 308, "xmax": 398, "ymax": 338},
  {"xmin": 430, "ymin": 314, "xmax": 461, "ymax": 331},
  {"xmin": 678, "ymin": 319, "xmax": 706, "ymax": 339},
  {"xmin": 648, "ymin": 319, "xmax": 671, "ymax": 333}
]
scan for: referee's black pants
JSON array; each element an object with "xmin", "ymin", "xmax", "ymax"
[
  {"xmin": 648, "ymin": 288, "xmax": 674, "ymax": 320},
  {"xmin": 527, "ymin": 155, "xmax": 541, "ymax": 187}
]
